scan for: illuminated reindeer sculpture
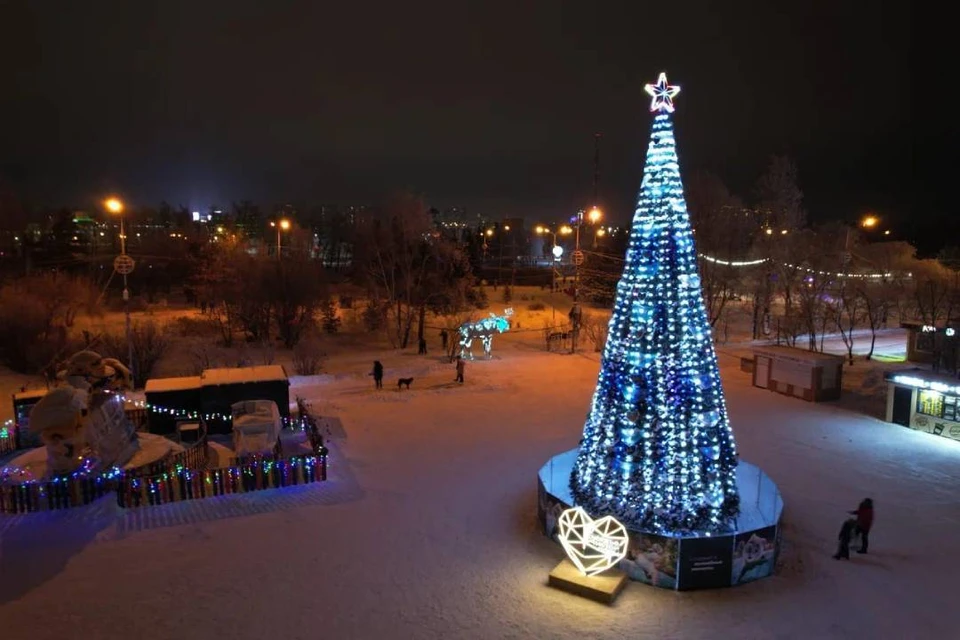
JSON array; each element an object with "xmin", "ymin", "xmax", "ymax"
[{"xmin": 458, "ymin": 308, "xmax": 513, "ymax": 360}]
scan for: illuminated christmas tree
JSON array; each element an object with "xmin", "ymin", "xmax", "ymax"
[{"xmin": 570, "ymin": 73, "xmax": 740, "ymax": 534}]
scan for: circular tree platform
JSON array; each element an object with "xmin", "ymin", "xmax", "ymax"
[{"xmin": 538, "ymin": 449, "xmax": 783, "ymax": 591}]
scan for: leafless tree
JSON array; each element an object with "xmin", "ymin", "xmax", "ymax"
[
  {"xmin": 755, "ymin": 155, "xmax": 807, "ymax": 230},
  {"xmin": 687, "ymin": 171, "xmax": 756, "ymax": 325}
]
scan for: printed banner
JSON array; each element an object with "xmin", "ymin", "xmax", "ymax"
[
  {"xmin": 677, "ymin": 535, "xmax": 734, "ymax": 590},
  {"xmin": 732, "ymin": 525, "xmax": 777, "ymax": 585},
  {"xmin": 620, "ymin": 531, "xmax": 679, "ymax": 589}
]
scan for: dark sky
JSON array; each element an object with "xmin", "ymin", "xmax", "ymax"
[{"xmin": 0, "ymin": 0, "xmax": 929, "ymax": 233}]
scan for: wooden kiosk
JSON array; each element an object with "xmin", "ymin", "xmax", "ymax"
[{"xmin": 752, "ymin": 346, "xmax": 844, "ymax": 402}]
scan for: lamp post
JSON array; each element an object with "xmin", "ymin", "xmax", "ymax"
[
  {"xmin": 271, "ymin": 218, "xmax": 291, "ymax": 258},
  {"xmin": 105, "ymin": 197, "xmax": 134, "ymax": 382},
  {"xmin": 498, "ymin": 224, "xmax": 510, "ymax": 288},
  {"xmin": 569, "ymin": 207, "xmax": 602, "ymax": 352},
  {"xmin": 536, "ymin": 225, "xmax": 571, "ymax": 326}
]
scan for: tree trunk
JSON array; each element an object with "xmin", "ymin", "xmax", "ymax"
[{"xmin": 417, "ymin": 305, "xmax": 426, "ymax": 342}]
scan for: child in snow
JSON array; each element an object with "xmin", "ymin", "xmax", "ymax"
[
  {"xmin": 849, "ymin": 498, "xmax": 874, "ymax": 554},
  {"xmin": 455, "ymin": 356, "xmax": 465, "ymax": 384},
  {"xmin": 834, "ymin": 517, "xmax": 858, "ymax": 560}
]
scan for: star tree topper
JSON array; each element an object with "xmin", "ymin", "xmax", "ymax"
[{"xmin": 644, "ymin": 72, "xmax": 681, "ymax": 113}]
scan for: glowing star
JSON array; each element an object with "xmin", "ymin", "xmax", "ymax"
[
  {"xmin": 644, "ymin": 72, "xmax": 681, "ymax": 113},
  {"xmin": 557, "ymin": 507, "xmax": 629, "ymax": 576}
]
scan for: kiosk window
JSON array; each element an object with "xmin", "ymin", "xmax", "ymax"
[{"xmin": 917, "ymin": 390, "xmax": 944, "ymax": 418}]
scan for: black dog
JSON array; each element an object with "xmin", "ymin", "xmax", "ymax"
[{"xmin": 397, "ymin": 377, "xmax": 414, "ymax": 390}]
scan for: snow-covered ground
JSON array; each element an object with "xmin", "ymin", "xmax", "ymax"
[{"xmin": 2, "ymin": 336, "xmax": 960, "ymax": 639}]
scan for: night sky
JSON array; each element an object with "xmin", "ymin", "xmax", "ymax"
[{"xmin": 0, "ymin": 1, "xmax": 931, "ymax": 236}]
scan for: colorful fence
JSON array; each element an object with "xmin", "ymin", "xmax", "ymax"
[
  {"xmin": 2, "ymin": 404, "xmax": 331, "ymax": 514},
  {"xmin": 125, "ymin": 434, "xmax": 210, "ymax": 478},
  {"xmin": 115, "ymin": 454, "xmax": 326, "ymax": 508},
  {"xmin": 0, "ymin": 474, "xmax": 117, "ymax": 514}
]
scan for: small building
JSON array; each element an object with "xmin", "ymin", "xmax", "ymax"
[
  {"xmin": 11, "ymin": 389, "xmax": 47, "ymax": 449},
  {"xmin": 885, "ymin": 369, "xmax": 960, "ymax": 442},
  {"xmin": 144, "ymin": 376, "xmax": 203, "ymax": 436},
  {"xmin": 752, "ymin": 346, "xmax": 844, "ymax": 402},
  {"xmin": 901, "ymin": 320, "xmax": 959, "ymax": 373},
  {"xmin": 199, "ymin": 365, "xmax": 290, "ymax": 434}
]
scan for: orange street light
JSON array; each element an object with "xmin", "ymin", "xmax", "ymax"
[
  {"xmin": 105, "ymin": 197, "xmax": 124, "ymax": 214},
  {"xmin": 764, "ymin": 228, "xmax": 773, "ymax": 235},
  {"xmin": 587, "ymin": 206, "xmax": 602, "ymax": 224},
  {"xmin": 596, "ymin": 228, "xmax": 607, "ymax": 237},
  {"xmin": 273, "ymin": 218, "xmax": 292, "ymax": 258},
  {"xmin": 861, "ymin": 215, "xmax": 878, "ymax": 228},
  {"xmin": 559, "ymin": 225, "xmax": 573, "ymax": 235}
]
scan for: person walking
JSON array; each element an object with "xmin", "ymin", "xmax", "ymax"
[
  {"xmin": 849, "ymin": 498, "xmax": 874, "ymax": 554},
  {"xmin": 418, "ymin": 337, "xmax": 427, "ymax": 355},
  {"xmin": 455, "ymin": 356, "xmax": 465, "ymax": 384},
  {"xmin": 440, "ymin": 329, "xmax": 449, "ymax": 352},
  {"xmin": 834, "ymin": 517, "xmax": 857, "ymax": 560},
  {"xmin": 371, "ymin": 360, "xmax": 384, "ymax": 389}
]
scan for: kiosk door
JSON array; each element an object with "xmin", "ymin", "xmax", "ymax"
[{"xmin": 891, "ymin": 386, "xmax": 912, "ymax": 427}]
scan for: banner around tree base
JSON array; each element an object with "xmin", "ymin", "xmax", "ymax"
[{"xmin": 538, "ymin": 449, "xmax": 783, "ymax": 591}]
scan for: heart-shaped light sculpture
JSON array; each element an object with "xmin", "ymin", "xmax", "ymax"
[{"xmin": 557, "ymin": 507, "xmax": 629, "ymax": 576}]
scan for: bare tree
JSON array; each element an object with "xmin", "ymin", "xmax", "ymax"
[
  {"xmin": 755, "ymin": 155, "xmax": 806, "ymax": 230},
  {"xmin": 354, "ymin": 192, "xmax": 477, "ymax": 349},
  {"xmin": 831, "ymin": 280, "xmax": 864, "ymax": 365},
  {"xmin": 687, "ymin": 171, "xmax": 756, "ymax": 326},
  {"xmin": 100, "ymin": 320, "xmax": 170, "ymax": 388}
]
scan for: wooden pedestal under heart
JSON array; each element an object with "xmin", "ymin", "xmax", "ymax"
[{"xmin": 557, "ymin": 507, "xmax": 629, "ymax": 576}]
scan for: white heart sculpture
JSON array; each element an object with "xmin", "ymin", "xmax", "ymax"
[{"xmin": 557, "ymin": 507, "xmax": 629, "ymax": 576}]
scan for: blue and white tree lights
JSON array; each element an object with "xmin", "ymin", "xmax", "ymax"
[{"xmin": 570, "ymin": 72, "xmax": 740, "ymax": 534}]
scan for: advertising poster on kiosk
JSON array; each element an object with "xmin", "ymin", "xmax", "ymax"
[
  {"xmin": 677, "ymin": 535, "xmax": 734, "ymax": 590},
  {"xmin": 732, "ymin": 526, "xmax": 778, "ymax": 585},
  {"xmin": 620, "ymin": 531, "xmax": 679, "ymax": 589}
]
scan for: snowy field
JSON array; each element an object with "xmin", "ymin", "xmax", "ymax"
[{"xmin": 2, "ymin": 334, "xmax": 960, "ymax": 639}]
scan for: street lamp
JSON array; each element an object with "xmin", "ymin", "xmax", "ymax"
[
  {"xmin": 861, "ymin": 215, "xmax": 879, "ymax": 229},
  {"xmin": 570, "ymin": 207, "xmax": 602, "ymax": 352},
  {"xmin": 498, "ymin": 224, "xmax": 511, "ymax": 288},
  {"xmin": 105, "ymin": 197, "xmax": 134, "ymax": 383},
  {"xmin": 270, "ymin": 218, "xmax": 291, "ymax": 258}
]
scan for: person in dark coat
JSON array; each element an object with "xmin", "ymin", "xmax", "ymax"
[
  {"xmin": 418, "ymin": 337, "xmax": 427, "ymax": 355},
  {"xmin": 440, "ymin": 329, "xmax": 449, "ymax": 351},
  {"xmin": 849, "ymin": 498, "xmax": 874, "ymax": 554},
  {"xmin": 834, "ymin": 517, "xmax": 857, "ymax": 560},
  {"xmin": 371, "ymin": 361, "xmax": 384, "ymax": 389},
  {"xmin": 455, "ymin": 356, "xmax": 465, "ymax": 384}
]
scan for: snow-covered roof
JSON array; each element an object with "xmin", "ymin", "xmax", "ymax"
[
  {"xmin": 13, "ymin": 389, "xmax": 48, "ymax": 401},
  {"xmin": 753, "ymin": 346, "xmax": 845, "ymax": 365},
  {"xmin": 144, "ymin": 376, "xmax": 203, "ymax": 393},
  {"xmin": 201, "ymin": 365, "xmax": 289, "ymax": 387}
]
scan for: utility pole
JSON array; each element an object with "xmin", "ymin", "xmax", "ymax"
[{"xmin": 571, "ymin": 133, "xmax": 602, "ymax": 354}]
